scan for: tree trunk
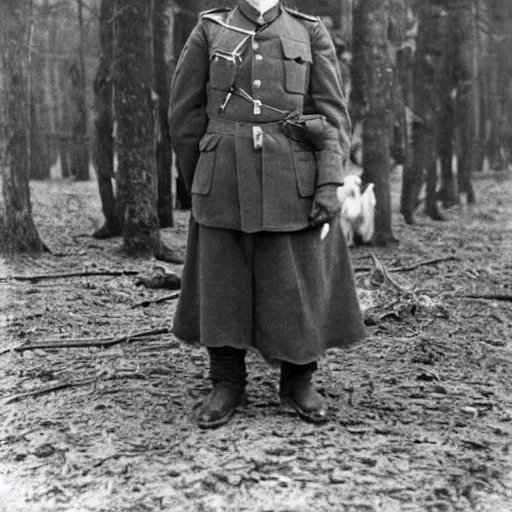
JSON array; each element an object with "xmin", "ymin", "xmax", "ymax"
[
  {"xmin": 401, "ymin": 2, "xmax": 449, "ymax": 224},
  {"xmin": 113, "ymin": 0, "xmax": 182, "ymax": 262},
  {"xmin": 453, "ymin": 2, "xmax": 477, "ymax": 203},
  {"xmin": 71, "ymin": 0, "xmax": 90, "ymax": 181},
  {"xmin": 153, "ymin": 0, "xmax": 174, "ymax": 227},
  {"xmin": 488, "ymin": 0, "xmax": 512, "ymax": 169},
  {"xmin": 355, "ymin": 0, "xmax": 397, "ymax": 245},
  {"xmin": 29, "ymin": 0, "xmax": 52, "ymax": 180},
  {"xmin": 0, "ymin": 0, "xmax": 46, "ymax": 254},
  {"xmin": 92, "ymin": 0, "xmax": 121, "ymax": 238},
  {"xmin": 58, "ymin": 60, "xmax": 72, "ymax": 178},
  {"xmin": 30, "ymin": 97, "xmax": 51, "ymax": 180}
]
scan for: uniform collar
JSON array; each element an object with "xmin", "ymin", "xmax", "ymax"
[{"xmin": 237, "ymin": 0, "xmax": 281, "ymax": 26}]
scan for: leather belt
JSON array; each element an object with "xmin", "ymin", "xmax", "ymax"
[{"xmin": 206, "ymin": 117, "xmax": 284, "ymax": 137}]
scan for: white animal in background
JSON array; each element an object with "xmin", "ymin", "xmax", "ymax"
[{"xmin": 337, "ymin": 175, "xmax": 376, "ymax": 247}]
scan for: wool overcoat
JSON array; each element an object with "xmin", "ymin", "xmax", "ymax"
[{"xmin": 169, "ymin": 1, "xmax": 367, "ymax": 362}]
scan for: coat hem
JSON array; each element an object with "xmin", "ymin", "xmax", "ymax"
[{"xmin": 171, "ymin": 329, "xmax": 367, "ymax": 366}]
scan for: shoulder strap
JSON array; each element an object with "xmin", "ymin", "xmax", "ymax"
[
  {"xmin": 200, "ymin": 7, "xmax": 232, "ymax": 17},
  {"xmin": 284, "ymin": 7, "xmax": 319, "ymax": 23}
]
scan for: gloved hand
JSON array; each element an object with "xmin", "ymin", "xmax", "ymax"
[{"xmin": 308, "ymin": 184, "xmax": 342, "ymax": 227}]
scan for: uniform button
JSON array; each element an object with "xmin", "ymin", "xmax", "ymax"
[
  {"xmin": 255, "ymin": 54, "xmax": 263, "ymax": 61},
  {"xmin": 252, "ymin": 41, "xmax": 259, "ymax": 51},
  {"xmin": 253, "ymin": 79, "xmax": 262, "ymax": 89}
]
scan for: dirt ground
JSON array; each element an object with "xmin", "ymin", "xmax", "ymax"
[{"xmin": 1, "ymin": 170, "xmax": 511, "ymax": 512}]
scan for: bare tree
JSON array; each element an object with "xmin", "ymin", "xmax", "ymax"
[
  {"xmin": 71, "ymin": 0, "xmax": 90, "ymax": 180},
  {"xmin": 400, "ymin": 2, "xmax": 450, "ymax": 224},
  {"xmin": 352, "ymin": 0, "xmax": 397, "ymax": 245},
  {"xmin": 153, "ymin": 0, "xmax": 174, "ymax": 227},
  {"xmin": 0, "ymin": 0, "xmax": 46, "ymax": 254},
  {"xmin": 92, "ymin": 0, "xmax": 120, "ymax": 238},
  {"xmin": 113, "ymin": 0, "xmax": 182, "ymax": 262}
]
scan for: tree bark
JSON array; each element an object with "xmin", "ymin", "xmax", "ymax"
[
  {"xmin": 0, "ymin": 0, "xmax": 46, "ymax": 254},
  {"xmin": 401, "ymin": 2, "xmax": 449, "ymax": 224},
  {"xmin": 488, "ymin": 0, "xmax": 512, "ymax": 169},
  {"xmin": 153, "ymin": 0, "xmax": 174, "ymax": 227},
  {"xmin": 71, "ymin": 0, "xmax": 90, "ymax": 181},
  {"xmin": 113, "ymin": 0, "xmax": 182, "ymax": 262},
  {"xmin": 354, "ymin": 0, "xmax": 397, "ymax": 245},
  {"xmin": 58, "ymin": 59, "xmax": 73, "ymax": 178},
  {"xmin": 92, "ymin": 0, "xmax": 121, "ymax": 238}
]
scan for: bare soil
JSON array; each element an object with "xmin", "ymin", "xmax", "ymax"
[{"xmin": 1, "ymin": 171, "xmax": 511, "ymax": 512}]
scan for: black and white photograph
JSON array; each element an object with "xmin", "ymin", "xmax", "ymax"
[{"xmin": 0, "ymin": 0, "xmax": 511, "ymax": 510}]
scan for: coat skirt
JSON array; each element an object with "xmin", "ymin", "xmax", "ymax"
[{"xmin": 172, "ymin": 217, "xmax": 367, "ymax": 365}]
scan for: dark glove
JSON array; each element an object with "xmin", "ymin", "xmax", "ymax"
[{"xmin": 308, "ymin": 184, "xmax": 341, "ymax": 227}]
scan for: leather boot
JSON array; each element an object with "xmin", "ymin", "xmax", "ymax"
[
  {"xmin": 195, "ymin": 347, "xmax": 246, "ymax": 429},
  {"xmin": 279, "ymin": 361, "xmax": 329, "ymax": 424}
]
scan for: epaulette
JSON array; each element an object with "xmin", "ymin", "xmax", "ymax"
[
  {"xmin": 284, "ymin": 7, "xmax": 319, "ymax": 23},
  {"xmin": 200, "ymin": 7, "xmax": 232, "ymax": 18}
]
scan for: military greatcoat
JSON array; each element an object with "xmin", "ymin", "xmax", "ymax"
[{"xmin": 169, "ymin": 1, "xmax": 367, "ymax": 364}]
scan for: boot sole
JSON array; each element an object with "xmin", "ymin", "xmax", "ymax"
[
  {"xmin": 196, "ymin": 408, "xmax": 237, "ymax": 429},
  {"xmin": 195, "ymin": 392, "xmax": 247, "ymax": 429},
  {"xmin": 280, "ymin": 395, "xmax": 330, "ymax": 424}
]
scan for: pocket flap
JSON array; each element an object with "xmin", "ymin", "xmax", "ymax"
[
  {"xmin": 281, "ymin": 38, "xmax": 312, "ymax": 63},
  {"xmin": 199, "ymin": 133, "xmax": 222, "ymax": 152}
]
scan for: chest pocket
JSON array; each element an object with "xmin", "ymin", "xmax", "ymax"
[
  {"xmin": 281, "ymin": 38, "xmax": 312, "ymax": 95},
  {"xmin": 209, "ymin": 49, "xmax": 237, "ymax": 91}
]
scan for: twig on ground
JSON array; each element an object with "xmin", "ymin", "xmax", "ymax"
[
  {"xmin": 7, "ymin": 327, "xmax": 169, "ymax": 353},
  {"xmin": 462, "ymin": 294, "xmax": 512, "ymax": 302},
  {"xmin": 82, "ymin": 447, "xmax": 174, "ymax": 475},
  {"xmin": 0, "ymin": 270, "xmax": 140, "ymax": 282},
  {"xmin": 370, "ymin": 253, "xmax": 413, "ymax": 295},
  {"xmin": 354, "ymin": 255, "xmax": 458, "ymax": 273},
  {"xmin": 2, "ymin": 370, "xmax": 109, "ymax": 405},
  {"xmin": 353, "ymin": 265, "xmax": 373, "ymax": 273},
  {"xmin": 132, "ymin": 292, "xmax": 180, "ymax": 309},
  {"xmin": 389, "ymin": 255, "xmax": 459, "ymax": 272},
  {"xmin": 2, "ymin": 371, "xmax": 149, "ymax": 406}
]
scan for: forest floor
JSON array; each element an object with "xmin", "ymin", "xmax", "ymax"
[{"xmin": 0, "ymin": 169, "xmax": 512, "ymax": 512}]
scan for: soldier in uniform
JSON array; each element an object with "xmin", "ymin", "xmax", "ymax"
[{"xmin": 169, "ymin": 0, "xmax": 367, "ymax": 429}]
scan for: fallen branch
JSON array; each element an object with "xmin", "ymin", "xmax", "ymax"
[
  {"xmin": 354, "ymin": 255, "xmax": 458, "ymax": 274},
  {"xmin": 0, "ymin": 270, "xmax": 140, "ymax": 282},
  {"xmin": 389, "ymin": 255, "xmax": 459, "ymax": 272},
  {"xmin": 132, "ymin": 292, "xmax": 180, "ymax": 309},
  {"xmin": 2, "ymin": 370, "xmax": 109, "ymax": 405},
  {"xmin": 8, "ymin": 327, "xmax": 169, "ymax": 353},
  {"xmin": 370, "ymin": 253, "xmax": 413, "ymax": 295},
  {"xmin": 2, "ymin": 371, "xmax": 148, "ymax": 406},
  {"xmin": 463, "ymin": 294, "xmax": 512, "ymax": 303}
]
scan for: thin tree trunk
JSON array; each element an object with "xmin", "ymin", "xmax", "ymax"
[
  {"xmin": 488, "ymin": 0, "xmax": 512, "ymax": 169},
  {"xmin": 30, "ymin": 97, "xmax": 51, "ymax": 180},
  {"xmin": 58, "ymin": 60, "xmax": 72, "ymax": 178},
  {"xmin": 40, "ymin": 0, "xmax": 58, "ymax": 174},
  {"xmin": 71, "ymin": 0, "xmax": 90, "ymax": 181},
  {"xmin": 93, "ymin": 0, "xmax": 121, "ymax": 238},
  {"xmin": 153, "ymin": 0, "xmax": 174, "ymax": 228},
  {"xmin": 455, "ymin": 2, "xmax": 477, "ymax": 203},
  {"xmin": 401, "ymin": 2, "xmax": 449, "ymax": 224},
  {"xmin": 0, "ymin": 0, "xmax": 46, "ymax": 254},
  {"xmin": 113, "ymin": 0, "xmax": 182, "ymax": 262},
  {"xmin": 355, "ymin": 0, "xmax": 397, "ymax": 245},
  {"xmin": 28, "ymin": 7, "xmax": 50, "ymax": 180}
]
